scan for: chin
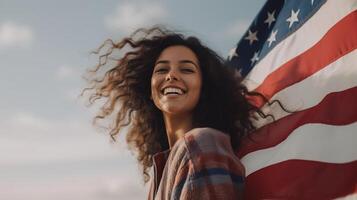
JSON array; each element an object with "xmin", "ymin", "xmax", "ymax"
[
  {"xmin": 163, "ymin": 108, "xmax": 184, "ymax": 115},
  {"xmin": 162, "ymin": 106, "xmax": 190, "ymax": 116}
]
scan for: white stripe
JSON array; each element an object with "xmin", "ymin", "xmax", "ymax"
[
  {"xmin": 243, "ymin": 0, "xmax": 357, "ymax": 91},
  {"xmin": 241, "ymin": 122, "xmax": 357, "ymax": 176},
  {"xmin": 335, "ymin": 193, "xmax": 357, "ymax": 200},
  {"xmin": 253, "ymin": 50, "xmax": 357, "ymax": 128}
]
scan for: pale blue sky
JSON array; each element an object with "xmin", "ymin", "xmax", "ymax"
[{"xmin": 0, "ymin": 1, "xmax": 264, "ymax": 199}]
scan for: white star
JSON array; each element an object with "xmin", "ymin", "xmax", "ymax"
[
  {"xmin": 228, "ymin": 47, "xmax": 238, "ymax": 60},
  {"xmin": 244, "ymin": 30, "xmax": 258, "ymax": 45},
  {"xmin": 250, "ymin": 51, "xmax": 260, "ymax": 65},
  {"xmin": 286, "ymin": 9, "xmax": 300, "ymax": 28},
  {"xmin": 264, "ymin": 10, "xmax": 276, "ymax": 28},
  {"xmin": 267, "ymin": 29, "xmax": 278, "ymax": 47}
]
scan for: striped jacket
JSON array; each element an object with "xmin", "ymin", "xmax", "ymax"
[{"xmin": 147, "ymin": 127, "xmax": 245, "ymax": 200}]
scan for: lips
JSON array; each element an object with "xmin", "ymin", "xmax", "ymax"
[
  {"xmin": 163, "ymin": 87, "xmax": 183, "ymax": 95},
  {"xmin": 161, "ymin": 86, "xmax": 186, "ymax": 95}
]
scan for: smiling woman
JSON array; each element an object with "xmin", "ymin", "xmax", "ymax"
[
  {"xmin": 84, "ymin": 27, "xmax": 269, "ymax": 200},
  {"xmin": 151, "ymin": 46, "xmax": 203, "ymax": 147}
]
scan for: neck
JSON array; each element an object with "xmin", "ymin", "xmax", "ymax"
[{"xmin": 163, "ymin": 113, "xmax": 193, "ymax": 148}]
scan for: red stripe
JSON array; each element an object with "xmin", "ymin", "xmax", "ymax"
[
  {"xmin": 237, "ymin": 86, "xmax": 357, "ymax": 158},
  {"xmin": 243, "ymin": 160, "xmax": 357, "ymax": 200},
  {"xmin": 249, "ymin": 11, "xmax": 357, "ymax": 107}
]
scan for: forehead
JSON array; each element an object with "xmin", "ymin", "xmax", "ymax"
[{"xmin": 156, "ymin": 45, "xmax": 199, "ymax": 63}]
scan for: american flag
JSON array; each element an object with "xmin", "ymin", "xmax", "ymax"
[{"xmin": 227, "ymin": 0, "xmax": 357, "ymax": 199}]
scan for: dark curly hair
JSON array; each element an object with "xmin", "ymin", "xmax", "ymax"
[{"xmin": 83, "ymin": 27, "xmax": 271, "ymax": 183}]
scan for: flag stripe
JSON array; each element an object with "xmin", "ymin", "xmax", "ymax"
[
  {"xmin": 238, "ymin": 86, "xmax": 357, "ymax": 159},
  {"xmin": 243, "ymin": 0, "xmax": 357, "ymax": 90},
  {"xmin": 243, "ymin": 160, "xmax": 357, "ymax": 200},
  {"xmin": 250, "ymin": 10, "xmax": 357, "ymax": 107},
  {"xmin": 335, "ymin": 193, "xmax": 357, "ymax": 200},
  {"xmin": 241, "ymin": 121, "xmax": 357, "ymax": 176},
  {"xmin": 255, "ymin": 50, "xmax": 357, "ymax": 129}
]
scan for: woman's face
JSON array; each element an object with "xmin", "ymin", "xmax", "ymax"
[{"xmin": 151, "ymin": 45, "xmax": 202, "ymax": 117}]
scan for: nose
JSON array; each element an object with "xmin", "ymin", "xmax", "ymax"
[{"xmin": 165, "ymin": 70, "xmax": 179, "ymax": 81}]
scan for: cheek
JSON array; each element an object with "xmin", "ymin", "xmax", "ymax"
[
  {"xmin": 151, "ymin": 79, "xmax": 157, "ymax": 98},
  {"xmin": 150, "ymin": 76, "xmax": 162, "ymax": 107},
  {"xmin": 193, "ymin": 84, "xmax": 202, "ymax": 104},
  {"xmin": 150, "ymin": 79, "xmax": 155, "ymax": 96},
  {"xmin": 188, "ymin": 76, "xmax": 202, "ymax": 105},
  {"xmin": 194, "ymin": 74, "xmax": 203, "ymax": 95}
]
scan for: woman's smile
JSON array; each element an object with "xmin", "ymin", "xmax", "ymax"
[{"xmin": 162, "ymin": 87, "xmax": 185, "ymax": 95}]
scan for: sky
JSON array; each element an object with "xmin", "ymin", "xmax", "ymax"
[{"xmin": 0, "ymin": 1, "xmax": 265, "ymax": 199}]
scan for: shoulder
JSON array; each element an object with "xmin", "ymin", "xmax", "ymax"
[
  {"xmin": 167, "ymin": 127, "xmax": 233, "ymax": 167},
  {"xmin": 183, "ymin": 127, "xmax": 233, "ymax": 155},
  {"xmin": 182, "ymin": 127, "xmax": 245, "ymax": 175},
  {"xmin": 168, "ymin": 128, "xmax": 245, "ymax": 199},
  {"xmin": 185, "ymin": 127, "xmax": 229, "ymax": 140},
  {"xmin": 171, "ymin": 128, "xmax": 229, "ymax": 153},
  {"xmin": 169, "ymin": 127, "xmax": 244, "ymax": 171}
]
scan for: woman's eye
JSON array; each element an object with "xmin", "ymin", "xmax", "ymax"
[
  {"xmin": 182, "ymin": 68, "xmax": 194, "ymax": 73},
  {"xmin": 155, "ymin": 68, "xmax": 168, "ymax": 73}
]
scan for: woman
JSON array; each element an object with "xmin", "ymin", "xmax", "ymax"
[{"xmin": 85, "ymin": 27, "xmax": 268, "ymax": 199}]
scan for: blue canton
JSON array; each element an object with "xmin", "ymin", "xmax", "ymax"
[{"xmin": 226, "ymin": 0, "xmax": 327, "ymax": 77}]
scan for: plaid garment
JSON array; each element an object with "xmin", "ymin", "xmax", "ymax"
[{"xmin": 147, "ymin": 128, "xmax": 245, "ymax": 200}]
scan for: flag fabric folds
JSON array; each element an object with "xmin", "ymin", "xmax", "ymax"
[{"xmin": 227, "ymin": 0, "xmax": 357, "ymax": 199}]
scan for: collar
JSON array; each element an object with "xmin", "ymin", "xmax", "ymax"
[{"xmin": 152, "ymin": 149, "xmax": 171, "ymax": 198}]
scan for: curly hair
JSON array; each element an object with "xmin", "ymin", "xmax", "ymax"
[{"xmin": 83, "ymin": 27, "xmax": 271, "ymax": 183}]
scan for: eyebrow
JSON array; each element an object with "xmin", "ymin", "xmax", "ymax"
[{"xmin": 155, "ymin": 60, "xmax": 199, "ymax": 69}]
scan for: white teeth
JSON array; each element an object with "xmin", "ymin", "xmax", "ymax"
[{"xmin": 163, "ymin": 87, "xmax": 184, "ymax": 95}]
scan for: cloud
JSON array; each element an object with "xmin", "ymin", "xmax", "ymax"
[
  {"xmin": 4, "ymin": 112, "xmax": 52, "ymax": 136},
  {"xmin": 0, "ymin": 111, "xmax": 145, "ymax": 199},
  {"xmin": 65, "ymin": 87, "xmax": 82, "ymax": 101},
  {"xmin": 0, "ymin": 175, "xmax": 147, "ymax": 200},
  {"xmin": 0, "ymin": 112, "xmax": 129, "ymax": 165},
  {"xmin": 93, "ymin": 176, "xmax": 148, "ymax": 200},
  {"xmin": 223, "ymin": 19, "xmax": 251, "ymax": 38},
  {"xmin": 56, "ymin": 65, "xmax": 79, "ymax": 80},
  {"xmin": 54, "ymin": 65, "xmax": 84, "ymax": 102},
  {"xmin": 0, "ymin": 22, "xmax": 34, "ymax": 48},
  {"xmin": 105, "ymin": 2, "xmax": 167, "ymax": 33}
]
